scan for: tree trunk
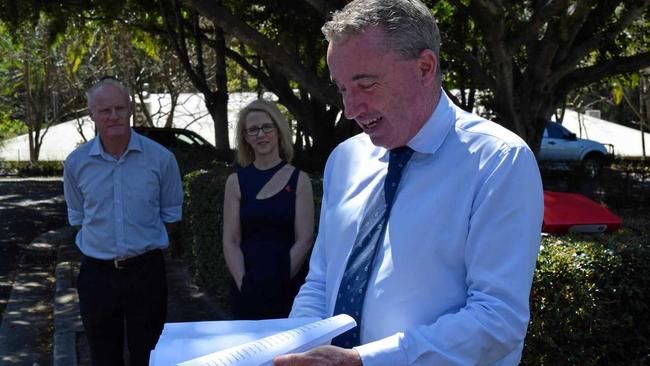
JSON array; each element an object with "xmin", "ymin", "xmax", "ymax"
[{"xmin": 213, "ymin": 20, "xmax": 230, "ymax": 150}]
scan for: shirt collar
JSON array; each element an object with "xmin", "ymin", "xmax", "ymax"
[
  {"xmin": 407, "ymin": 90, "xmax": 455, "ymax": 156},
  {"xmin": 88, "ymin": 128, "xmax": 143, "ymax": 159}
]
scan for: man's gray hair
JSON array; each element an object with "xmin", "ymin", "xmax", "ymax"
[
  {"xmin": 322, "ymin": 0, "xmax": 442, "ymax": 84},
  {"xmin": 86, "ymin": 77, "xmax": 132, "ymax": 108}
]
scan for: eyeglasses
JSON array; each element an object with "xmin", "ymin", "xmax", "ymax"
[{"xmin": 245, "ymin": 123, "xmax": 276, "ymax": 136}]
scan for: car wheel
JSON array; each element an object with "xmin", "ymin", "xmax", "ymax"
[{"xmin": 582, "ymin": 154, "xmax": 604, "ymax": 178}]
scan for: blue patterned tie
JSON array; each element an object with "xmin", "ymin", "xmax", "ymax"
[{"xmin": 331, "ymin": 146, "xmax": 414, "ymax": 348}]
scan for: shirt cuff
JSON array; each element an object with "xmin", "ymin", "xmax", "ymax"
[
  {"xmin": 160, "ymin": 205, "xmax": 182, "ymax": 223},
  {"xmin": 354, "ymin": 333, "xmax": 408, "ymax": 366},
  {"xmin": 67, "ymin": 208, "xmax": 83, "ymax": 226}
]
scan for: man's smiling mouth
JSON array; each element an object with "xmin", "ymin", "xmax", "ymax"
[{"xmin": 362, "ymin": 116, "xmax": 381, "ymax": 129}]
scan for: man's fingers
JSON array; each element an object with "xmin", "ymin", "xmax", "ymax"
[{"xmin": 273, "ymin": 353, "xmax": 302, "ymax": 366}]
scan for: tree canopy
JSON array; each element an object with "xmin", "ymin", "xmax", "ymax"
[{"xmin": 1, "ymin": 0, "xmax": 649, "ymax": 162}]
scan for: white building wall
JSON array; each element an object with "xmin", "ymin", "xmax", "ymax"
[{"xmin": 0, "ymin": 92, "xmax": 270, "ymax": 161}]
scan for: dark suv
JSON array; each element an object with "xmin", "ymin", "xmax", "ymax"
[{"xmin": 133, "ymin": 126, "xmax": 233, "ymax": 173}]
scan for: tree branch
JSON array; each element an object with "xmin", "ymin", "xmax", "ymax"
[
  {"xmin": 554, "ymin": 1, "xmax": 650, "ymax": 83},
  {"xmin": 558, "ymin": 52, "xmax": 650, "ymax": 94},
  {"xmin": 179, "ymin": 0, "xmax": 340, "ymax": 107},
  {"xmin": 160, "ymin": 0, "xmax": 211, "ymax": 96},
  {"xmin": 508, "ymin": 0, "xmax": 570, "ymax": 50}
]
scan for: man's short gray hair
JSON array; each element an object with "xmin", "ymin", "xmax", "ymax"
[
  {"xmin": 86, "ymin": 77, "xmax": 132, "ymax": 108},
  {"xmin": 322, "ymin": 0, "xmax": 442, "ymax": 85}
]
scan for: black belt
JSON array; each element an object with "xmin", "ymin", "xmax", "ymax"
[{"xmin": 83, "ymin": 249, "xmax": 162, "ymax": 270}]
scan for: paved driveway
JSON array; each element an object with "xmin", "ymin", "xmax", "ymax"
[{"xmin": 0, "ymin": 177, "xmax": 67, "ymax": 323}]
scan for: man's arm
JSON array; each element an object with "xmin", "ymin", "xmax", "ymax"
[
  {"xmin": 63, "ymin": 157, "xmax": 84, "ymax": 227},
  {"xmin": 159, "ymin": 153, "xmax": 183, "ymax": 224}
]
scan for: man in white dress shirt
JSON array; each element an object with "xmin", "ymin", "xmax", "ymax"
[
  {"xmin": 64, "ymin": 77, "xmax": 183, "ymax": 366},
  {"xmin": 273, "ymin": 0, "xmax": 543, "ymax": 365}
]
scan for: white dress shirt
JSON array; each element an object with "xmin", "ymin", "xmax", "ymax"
[
  {"xmin": 63, "ymin": 129, "xmax": 183, "ymax": 260},
  {"xmin": 290, "ymin": 92, "xmax": 544, "ymax": 365}
]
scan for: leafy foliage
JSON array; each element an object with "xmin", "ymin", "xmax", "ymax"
[
  {"xmin": 524, "ymin": 227, "xmax": 650, "ymax": 365},
  {"xmin": 0, "ymin": 115, "xmax": 27, "ymax": 141},
  {"xmin": 0, "ymin": 160, "xmax": 63, "ymax": 176},
  {"xmin": 174, "ymin": 165, "xmax": 236, "ymax": 312}
]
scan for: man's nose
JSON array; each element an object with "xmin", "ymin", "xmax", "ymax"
[{"xmin": 342, "ymin": 89, "xmax": 363, "ymax": 120}]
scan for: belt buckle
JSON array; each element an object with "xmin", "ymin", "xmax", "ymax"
[{"xmin": 113, "ymin": 258, "xmax": 126, "ymax": 269}]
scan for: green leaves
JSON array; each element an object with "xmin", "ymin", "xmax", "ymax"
[
  {"xmin": 132, "ymin": 30, "xmax": 160, "ymax": 61},
  {"xmin": 524, "ymin": 225, "xmax": 650, "ymax": 365}
]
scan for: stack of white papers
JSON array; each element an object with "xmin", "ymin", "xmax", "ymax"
[{"xmin": 149, "ymin": 314, "xmax": 356, "ymax": 366}]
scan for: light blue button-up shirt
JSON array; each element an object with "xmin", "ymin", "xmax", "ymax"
[
  {"xmin": 290, "ymin": 92, "xmax": 544, "ymax": 365},
  {"xmin": 63, "ymin": 130, "xmax": 183, "ymax": 260}
]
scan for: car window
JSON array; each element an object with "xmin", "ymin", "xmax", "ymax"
[
  {"xmin": 173, "ymin": 133, "xmax": 195, "ymax": 147},
  {"xmin": 547, "ymin": 122, "xmax": 575, "ymax": 139},
  {"xmin": 546, "ymin": 123, "xmax": 564, "ymax": 139}
]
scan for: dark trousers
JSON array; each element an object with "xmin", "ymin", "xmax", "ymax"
[{"xmin": 78, "ymin": 250, "xmax": 167, "ymax": 366}]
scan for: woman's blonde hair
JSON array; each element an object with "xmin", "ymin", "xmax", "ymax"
[{"xmin": 235, "ymin": 99, "xmax": 294, "ymax": 166}]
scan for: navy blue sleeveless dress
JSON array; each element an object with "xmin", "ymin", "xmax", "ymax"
[{"xmin": 233, "ymin": 161, "xmax": 301, "ymax": 319}]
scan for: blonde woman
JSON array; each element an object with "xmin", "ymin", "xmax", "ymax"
[{"xmin": 222, "ymin": 99, "xmax": 314, "ymax": 319}]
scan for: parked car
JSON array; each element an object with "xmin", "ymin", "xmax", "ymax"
[
  {"xmin": 538, "ymin": 121, "xmax": 614, "ymax": 177},
  {"xmin": 133, "ymin": 126, "xmax": 233, "ymax": 173}
]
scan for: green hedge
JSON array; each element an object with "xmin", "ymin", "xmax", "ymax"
[
  {"xmin": 173, "ymin": 164, "xmax": 235, "ymax": 314},
  {"xmin": 523, "ymin": 225, "xmax": 650, "ymax": 365},
  {"xmin": 0, "ymin": 160, "xmax": 64, "ymax": 176},
  {"xmin": 178, "ymin": 165, "xmax": 648, "ymax": 363}
]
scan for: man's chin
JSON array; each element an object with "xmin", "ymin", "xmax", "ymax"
[
  {"xmin": 367, "ymin": 133, "xmax": 394, "ymax": 149},
  {"xmin": 103, "ymin": 127, "xmax": 130, "ymax": 140}
]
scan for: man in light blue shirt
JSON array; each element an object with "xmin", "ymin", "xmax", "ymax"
[
  {"xmin": 274, "ymin": 1, "xmax": 543, "ymax": 365},
  {"xmin": 63, "ymin": 77, "xmax": 183, "ymax": 366}
]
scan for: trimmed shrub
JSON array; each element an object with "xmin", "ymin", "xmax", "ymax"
[
  {"xmin": 0, "ymin": 160, "xmax": 64, "ymax": 176},
  {"xmin": 523, "ymin": 221, "xmax": 650, "ymax": 365},
  {"xmin": 174, "ymin": 164, "xmax": 235, "ymax": 314}
]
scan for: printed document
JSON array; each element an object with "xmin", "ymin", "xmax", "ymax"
[{"xmin": 149, "ymin": 314, "xmax": 356, "ymax": 366}]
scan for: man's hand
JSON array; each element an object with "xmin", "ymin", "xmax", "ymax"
[{"xmin": 273, "ymin": 345, "xmax": 362, "ymax": 366}]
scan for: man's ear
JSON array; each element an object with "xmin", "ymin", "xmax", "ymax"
[{"xmin": 417, "ymin": 49, "xmax": 437, "ymax": 86}]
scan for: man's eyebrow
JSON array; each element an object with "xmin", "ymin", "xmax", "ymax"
[
  {"xmin": 352, "ymin": 73, "xmax": 378, "ymax": 81},
  {"xmin": 330, "ymin": 73, "xmax": 379, "ymax": 84}
]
